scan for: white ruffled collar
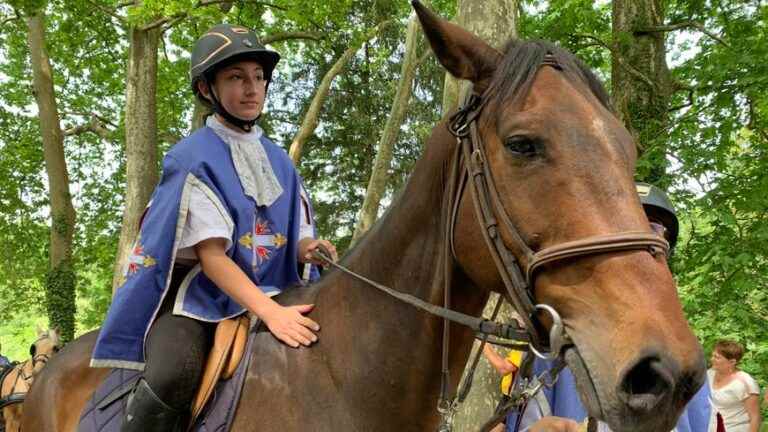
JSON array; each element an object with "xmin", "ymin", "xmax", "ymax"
[{"xmin": 206, "ymin": 115, "xmax": 283, "ymax": 207}]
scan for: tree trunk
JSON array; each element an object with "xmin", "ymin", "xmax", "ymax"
[
  {"xmin": 27, "ymin": 13, "xmax": 77, "ymax": 342},
  {"xmin": 612, "ymin": 0, "xmax": 673, "ymax": 184},
  {"xmin": 442, "ymin": 0, "xmax": 518, "ymax": 115},
  {"xmin": 288, "ymin": 21, "xmax": 391, "ymax": 165},
  {"xmin": 112, "ymin": 25, "xmax": 161, "ymax": 293},
  {"xmin": 191, "ymin": 98, "xmax": 210, "ymax": 132},
  {"xmin": 351, "ymin": 15, "xmax": 422, "ymax": 243},
  {"xmin": 444, "ymin": 2, "xmax": 518, "ymax": 430}
]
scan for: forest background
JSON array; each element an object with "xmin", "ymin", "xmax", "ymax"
[{"xmin": 0, "ymin": 0, "xmax": 766, "ymax": 426}]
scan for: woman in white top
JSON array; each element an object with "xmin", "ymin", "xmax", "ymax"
[{"xmin": 708, "ymin": 340, "xmax": 762, "ymax": 432}]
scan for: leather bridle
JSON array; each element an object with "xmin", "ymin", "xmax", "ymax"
[
  {"xmin": 436, "ymin": 64, "xmax": 669, "ymax": 428},
  {"xmin": 444, "ymin": 86, "xmax": 669, "ymax": 354},
  {"xmin": 312, "ymin": 57, "xmax": 670, "ymax": 431}
]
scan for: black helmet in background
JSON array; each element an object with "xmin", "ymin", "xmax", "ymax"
[
  {"xmin": 190, "ymin": 24, "xmax": 280, "ymax": 131},
  {"xmin": 636, "ymin": 182, "xmax": 679, "ymax": 251}
]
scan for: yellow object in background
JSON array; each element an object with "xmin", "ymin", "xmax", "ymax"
[
  {"xmin": 500, "ymin": 349, "xmax": 524, "ymax": 395},
  {"xmin": 577, "ymin": 418, "xmax": 590, "ymax": 432}
]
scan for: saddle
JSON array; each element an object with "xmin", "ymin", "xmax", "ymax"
[
  {"xmin": 189, "ymin": 314, "xmax": 250, "ymax": 428},
  {"xmin": 79, "ymin": 314, "xmax": 255, "ymax": 432}
]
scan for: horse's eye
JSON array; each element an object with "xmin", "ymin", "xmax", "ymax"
[{"xmin": 504, "ymin": 135, "xmax": 539, "ymax": 156}]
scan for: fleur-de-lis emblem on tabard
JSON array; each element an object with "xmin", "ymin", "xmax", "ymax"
[
  {"xmin": 118, "ymin": 234, "xmax": 156, "ymax": 286},
  {"xmin": 239, "ymin": 217, "xmax": 286, "ymax": 269}
]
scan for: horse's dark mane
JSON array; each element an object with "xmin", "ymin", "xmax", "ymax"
[{"xmin": 485, "ymin": 39, "xmax": 612, "ymax": 111}]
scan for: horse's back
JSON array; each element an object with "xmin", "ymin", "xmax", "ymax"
[
  {"xmin": 22, "ymin": 330, "xmax": 109, "ymax": 432},
  {"xmin": 229, "ymin": 282, "xmax": 363, "ymax": 431}
]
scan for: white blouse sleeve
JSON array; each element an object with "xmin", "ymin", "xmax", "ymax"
[
  {"xmin": 738, "ymin": 372, "xmax": 760, "ymax": 399},
  {"xmin": 176, "ymin": 182, "xmax": 234, "ymax": 262}
]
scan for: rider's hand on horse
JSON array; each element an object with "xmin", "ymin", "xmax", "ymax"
[
  {"xmin": 262, "ymin": 303, "xmax": 320, "ymax": 348},
  {"xmin": 528, "ymin": 417, "xmax": 581, "ymax": 432},
  {"xmin": 298, "ymin": 238, "xmax": 338, "ymax": 265}
]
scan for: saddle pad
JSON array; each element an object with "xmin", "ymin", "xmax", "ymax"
[{"xmin": 78, "ymin": 323, "xmax": 257, "ymax": 432}]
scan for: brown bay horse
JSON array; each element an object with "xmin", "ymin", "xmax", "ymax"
[{"xmin": 23, "ymin": 3, "xmax": 705, "ymax": 431}]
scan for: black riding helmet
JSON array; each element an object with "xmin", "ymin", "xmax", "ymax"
[
  {"xmin": 190, "ymin": 24, "xmax": 280, "ymax": 132},
  {"xmin": 636, "ymin": 182, "xmax": 679, "ymax": 251}
]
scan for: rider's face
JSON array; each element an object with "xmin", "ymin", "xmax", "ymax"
[
  {"xmin": 648, "ymin": 219, "xmax": 669, "ymax": 241},
  {"xmin": 201, "ymin": 60, "xmax": 267, "ymax": 123}
]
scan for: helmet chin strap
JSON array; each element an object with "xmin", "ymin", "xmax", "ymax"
[{"xmin": 207, "ymin": 84, "xmax": 259, "ymax": 133}]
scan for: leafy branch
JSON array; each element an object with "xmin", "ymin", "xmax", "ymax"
[
  {"xmin": 63, "ymin": 113, "xmax": 114, "ymax": 140},
  {"xmin": 140, "ymin": 0, "xmax": 287, "ymax": 32},
  {"xmin": 262, "ymin": 31, "xmax": 323, "ymax": 44},
  {"xmin": 635, "ymin": 21, "xmax": 730, "ymax": 48},
  {"xmin": 1, "ymin": 9, "xmax": 22, "ymax": 26},
  {"xmin": 85, "ymin": 0, "xmax": 127, "ymax": 24},
  {"xmin": 571, "ymin": 33, "xmax": 658, "ymax": 91},
  {"xmin": 668, "ymin": 87, "xmax": 695, "ymax": 112}
]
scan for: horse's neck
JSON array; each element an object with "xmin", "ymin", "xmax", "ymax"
[{"xmin": 315, "ymin": 133, "xmax": 488, "ymax": 408}]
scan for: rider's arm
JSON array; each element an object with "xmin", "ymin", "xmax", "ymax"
[
  {"xmin": 195, "ymin": 237, "xmax": 320, "ymax": 348},
  {"xmin": 528, "ymin": 417, "xmax": 580, "ymax": 432}
]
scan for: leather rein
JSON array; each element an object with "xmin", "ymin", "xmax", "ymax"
[{"xmin": 312, "ymin": 59, "xmax": 669, "ymax": 430}]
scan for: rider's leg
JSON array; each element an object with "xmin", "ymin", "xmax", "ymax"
[
  {"xmin": 144, "ymin": 313, "xmax": 215, "ymax": 409},
  {"xmin": 121, "ymin": 305, "xmax": 215, "ymax": 431}
]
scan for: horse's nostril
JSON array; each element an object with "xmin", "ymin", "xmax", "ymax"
[{"xmin": 618, "ymin": 356, "xmax": 674, "ymax": 412}]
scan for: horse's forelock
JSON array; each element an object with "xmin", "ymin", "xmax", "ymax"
[{"xmin": 484, "ymin": 39, "xmax": 612, "ymax": 112}]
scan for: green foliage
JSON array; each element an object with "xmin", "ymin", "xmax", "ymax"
[
  {"xmin": 45, "ymin": 262, "xmax": 76, "ymax": 343},
  {"xmin": 664, "ymin": 0, "xmax": 768, "ymax": 383},
  {"xmin": 519, "ymin": 0, "xmax": 612, "ymax": 76},
  {"xmin": 0, "ymin": 313, "xmax": 48, "ymax": 362}
]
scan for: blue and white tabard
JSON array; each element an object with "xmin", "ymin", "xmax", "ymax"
[{"xmin": 91, "ymin": 126, "xmax": 319, "ymax": 370}]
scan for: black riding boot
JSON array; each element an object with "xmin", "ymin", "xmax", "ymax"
[{"xmin": 121, "ymin": 378, "xmax": 184, "ymax": 432}]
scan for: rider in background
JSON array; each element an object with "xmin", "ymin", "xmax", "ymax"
[
  {"xmin": 89, "ymin": 24, "xmax": 337, "ymax": 432},
  {"xmin": 0, "ymin": 343, "xmax": 9, "ymax": 368},
  {"xmin": 507, "ymin": 183, "xmax": 712, "ymax": 432}
]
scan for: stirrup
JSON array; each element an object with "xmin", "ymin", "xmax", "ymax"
[{"xmin": 120, "ymin": 378, "xmax": 183, "ymax": 432}]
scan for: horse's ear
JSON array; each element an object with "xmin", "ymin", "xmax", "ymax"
[
  {"xmin": 36, "ymin": 324, "xmax": 43, "ymax": 336},
  {"xmin": 412, "ymin": 0, "xmax": 501, "ymax": 93}
]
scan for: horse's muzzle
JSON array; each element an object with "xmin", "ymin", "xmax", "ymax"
[
  {"xmin": 612, "ymin": 350, "xmax": 706, "ymax": 430},
  {"xmin": 617, "ymin": 354, "xmax": 676, "ymax": 412}
]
